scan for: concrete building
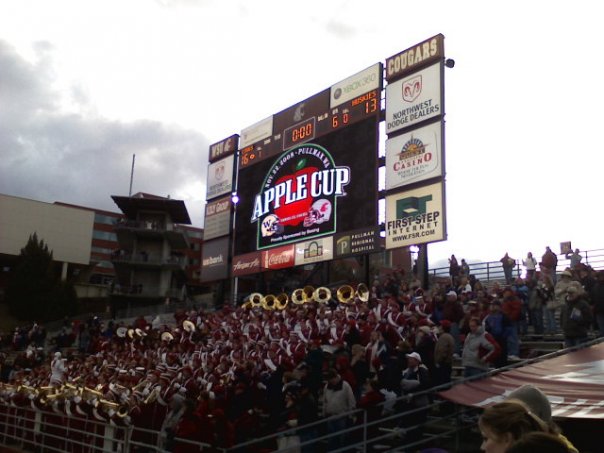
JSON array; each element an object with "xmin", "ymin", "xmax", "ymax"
[{"xmin": 110, "ymin": 192, "xmax": 196, "ymax": 308}]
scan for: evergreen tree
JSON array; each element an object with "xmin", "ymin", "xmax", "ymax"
[{"xmin": 5, "ymin": 233, "xmax": 77, "ymax": 321}]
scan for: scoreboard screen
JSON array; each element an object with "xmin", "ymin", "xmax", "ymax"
[{"xmin": 234, "ymin": 115, "xmax": 379, "ymax": 255}]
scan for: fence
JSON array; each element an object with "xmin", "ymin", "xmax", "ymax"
[{"xmin": 429, "ymin": 248, "xmax": 604, "ymax": 283}]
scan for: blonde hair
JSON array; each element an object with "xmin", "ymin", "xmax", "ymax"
[{"xmin": 479, "ymin": 400, "xmax": 550, "ymax": 443}]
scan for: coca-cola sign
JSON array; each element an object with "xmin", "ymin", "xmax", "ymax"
[
  {"xmin": 262, "ymin": 245, "xmax": 295, "ymax": 270},
  {"xmin": 232, "ymin": 252, "xmax": 261, "ymax": 277}
]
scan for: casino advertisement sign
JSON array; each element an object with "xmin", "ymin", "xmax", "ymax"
[
  {"xmin": 385, "ymin": 121, "xmax": 443, "ymax": 190},
  {"xmin": 234, "ymin": 117, "xmax": 378, "ymax": 256},
  {"xmin": 385, "ymin": 182, "xmax": 445, "ymax": 249}
]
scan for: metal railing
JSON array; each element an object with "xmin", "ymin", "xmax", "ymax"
[{"xmin": 429, "ymin": 248, "xmax": 604, "ymax": 283}]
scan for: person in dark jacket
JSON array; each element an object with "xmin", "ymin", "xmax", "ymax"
[
  {"xmin": 560, "ymin": 282, "xmax": 593, "ymax": 347},
  {"xmin": 590, "ymin": 271, "xmax": 604, "ymax": 337}
]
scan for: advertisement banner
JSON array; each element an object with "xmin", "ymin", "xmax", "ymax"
[
  {"xmin": 206, "ymin": 155, "xmax": 234, "ymax": 200},
  {"xmin": 334, "ymin": 226, "xmax": 381, "ymax": 258},
  {"xmin": 330, "ymin": 63, "xmax": 383, "ymax": 108},
  {"xmin": 232, "ymin": 251, "xmax": 262, "ymax": 277},
  {"xmin": 204, "ymin": 196, "xmax": 232, "ymax": 241},
  {"xmin": 250, "ymin": 143, "xmax": 349, "ymax": 250},
  {"xmin": 385, "ymin": 63, "xmax": 442, "ymax": 135},
  {"xmin": 385, "ymin": 182, "xmax": 445, "ymax": 249},
  {"xmin": 385, "ymin": 34, "xmax": 444, "ymax": 82},
  {"xmin": 385, "ymin": 121, "xmax": 443, "ymax": 190},
  {"xmin": 294, "ymin": 236, "xmax": 334, "ymax": 266},
  {"xmin": 262, "ymin": 244, "xmax": 295, "ymax": 270},
  {"xmin": 209, "ymin": 134, "xmax": 238, "ymax": 163},
  {"xmin": 240, "ymin": 116, "xmax": 273, "ymax": 148},
  {"xmin": 200, "ymin": 237, "xmax": 229, "ymax": 282},
  {"xmin": 234, "ymin": 117, "xmax": 378, "ymax": 257}
]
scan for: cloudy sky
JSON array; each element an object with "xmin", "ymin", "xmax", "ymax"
[{"xmin": 1, "ymin": 0, "xmax": 602, "ymax": 267}]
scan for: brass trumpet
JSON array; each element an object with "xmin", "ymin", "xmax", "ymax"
[{"xmin": 313, "ymin": 287, "xmax": 332, "ymax": 304}]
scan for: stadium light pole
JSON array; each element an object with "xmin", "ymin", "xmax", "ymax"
[{"xmin": 230, "ymin": 191, "xmax": 239, "ymax": 306}]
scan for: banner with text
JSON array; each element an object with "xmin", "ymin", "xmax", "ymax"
[
  {"xmin": 385, "ymin": 121, "xmax": 443, "ymax": 190},
  {"xmin": 385, "ymin": 62, "xmax": 442, "ymax": 135},
  {"xmin": 206, "ymin": 155, "xmax": 234, "ymax": 200},
  {"xmin": 201, "ymin": 237, "xmax": 229, "ymax": 282},
  {"xmin": 385, "ymin": 182, "xmax": 445, "ymax": 249},
  {"xmin": 204, "ymin": 196, "xmax": 232, "ymax": 241}
]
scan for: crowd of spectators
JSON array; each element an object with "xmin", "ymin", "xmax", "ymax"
[{"xmin": 0, "ymin": 247, "xmax": 602, "ymax": 451}]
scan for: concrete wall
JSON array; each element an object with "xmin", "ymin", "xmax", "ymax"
[{"xmin": 0, "ymin": 194, "xmax": 93, "ymax": 265}]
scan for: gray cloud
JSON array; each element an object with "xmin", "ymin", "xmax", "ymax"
[{"xmin": 0, "ymin": 40, "xmax": 210, "ymax": 226}]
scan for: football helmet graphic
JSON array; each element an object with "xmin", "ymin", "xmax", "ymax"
[
  {"xmin": 303, "ymin": 199, "xmax": 332, "ymax": 227},
  {"xmin": 261, "ymin": 214, "xmax": 283, "ymax": 237}
]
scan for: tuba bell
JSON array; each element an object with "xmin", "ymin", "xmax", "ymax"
[
  {"xmin": 337, "ymin": 285, "xmax": 355, "ymax": 304},
  {"xmin": 356, "ymin": 283, "xmax": 370, "ymax": 302},
  {"xmin": 261, "ymin": 294, "xmax": 276, "ymax": 310},
  {"xmin": 274, "ymin": 293, "xmax": 289, "ymax": 310},
  {"xmin": 313, "ymin": 287, "xmax": 332, "ymax": 304},
  {"xmin": 249, "ymin": 292, "xmax": 264, "ymax": 309},
  {"xmin": 291, "ymin": 288, "xmax": 306, "ymax": 305}
]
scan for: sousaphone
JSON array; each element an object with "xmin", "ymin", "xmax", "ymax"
[{"xmin": 313, "ymin": 287, "xmax": 332, "ymax": 304}]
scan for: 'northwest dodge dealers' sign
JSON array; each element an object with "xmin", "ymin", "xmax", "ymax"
[
  {"xmin": 385, "ymin": 63, "xmax": 442, "ymax": 135},
  {"xmin": 385, "ymin": 121, "xmax": 443, "ymax": 190},
  {"xmin": 385, "ymin": 182, "xmax": 445, "ymax": 249}
]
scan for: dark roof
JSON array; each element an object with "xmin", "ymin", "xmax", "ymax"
[{"xmin": 111, "ymin": 194, "xmax": 191, "ymax": 224}]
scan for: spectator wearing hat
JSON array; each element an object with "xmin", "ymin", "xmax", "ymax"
[
  {"xmin": 322, "ymin": 368, "xmax": 356, "ymax": 451},
  {"xmin": 399, "ymin": 351, "xmax": 431, "ymax": 443},
  {"xmin": 590, "ymin": 271, "xmax": 604, "ymax": 337},
  {"xmin": 560, "ymin": 282, "xmax": 592, "ymax": 348},
  {"xmin": 433, "ymin": 320, "xmax": 455, "ymax": 386},
  {"xmin": 506, "ymin": 385, "xmax": 578, "ymax": 453}
]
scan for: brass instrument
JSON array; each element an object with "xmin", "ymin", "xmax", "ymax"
[
  {"xmin": 144, "ymin": 387, "xmax": 159, "ymax": 404},
  {"xmin": 313, "ymin": 287, "xmax": 332, "ymax": 304},
  {"xmin": 261, "ymin": 294, "xmax": 276, "ymax": 310},
  {"xmin": 337, "ymin": 285, "xmax": 355, "ymax": 304},
  {"xmin": 117, "ymin": 404, "xmax": 130, "ymax": 418},
  {"xmin": 249, "ymin": 292, "xmax": 263, "ymax": 308},
  {"xmin": 356, "ymin": 283, "xmax": 370, "ymax": 302},
  {"xmin": 161, "ymin": 331, "xmax": 174, "ymax": 342},
  {"xmin": 274, "ymin": 293, "xmax": 289, "ymax": 310},
  {"xmin": 336, "ymin": 283, "xmax": 370, "ymax": 304},
  {"xmin": 291, "ymin": 288, "xmax": 305, "ymax": 305}
]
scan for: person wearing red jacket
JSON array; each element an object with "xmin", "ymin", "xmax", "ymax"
[{"xmin": 502, "ymin": 289, "xmax": 522, "ymax": 360}]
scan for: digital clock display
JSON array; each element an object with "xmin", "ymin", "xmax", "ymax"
[{"xmin": 283, "ymin": 117, "xmax": 316, "ymax": 150}]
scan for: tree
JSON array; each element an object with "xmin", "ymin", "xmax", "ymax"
[{"xmin": 5, "ymin": 233, "xmax": 77, "ymax": 322}]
